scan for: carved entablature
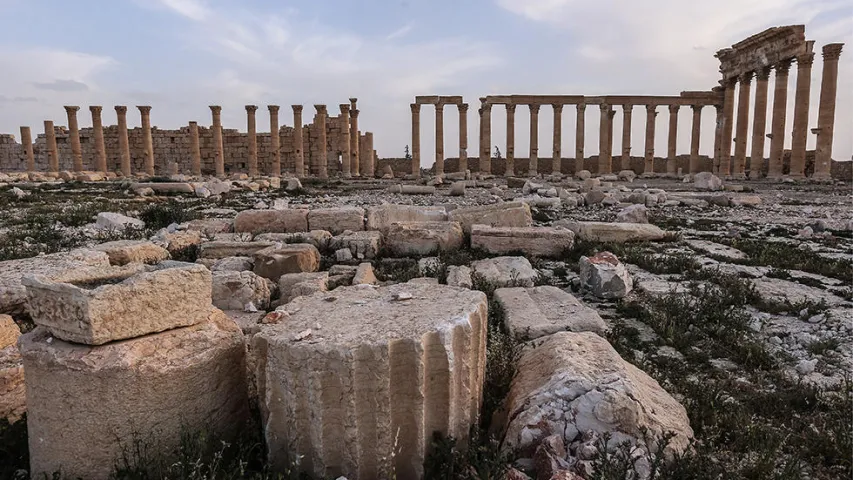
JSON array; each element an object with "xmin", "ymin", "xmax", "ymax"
[
  {"xmin": 716, "ymin": 25, "xmax": 807, "ymax": 81},
  {"xmin": 414, "ymin": 95, "xmax": 465, "ymax": 106}
]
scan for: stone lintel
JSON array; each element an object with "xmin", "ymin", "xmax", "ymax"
[
  {"xmin": 716, "ymin": 25, "xmax": 807, "ymax": 81},
  {"xmin": 481, "ymin": 94, "xmax": 721, "ymax": 107},
  {"xmin": 414, "ymin": 95, "xmax": 464, "ymax": 105}
]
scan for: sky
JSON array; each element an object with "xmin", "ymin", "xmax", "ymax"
[{"xmin": 0, "ymin": 0, "xmax": 851, "ymax": 165}]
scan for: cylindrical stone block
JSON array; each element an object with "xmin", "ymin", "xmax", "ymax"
[
  {"xmin": 458, "ymin": 103, "xmax": 468, "ymax": 173},
  {"xmin": 713, "ymin": 103, "xmax": 723, "ymax": 174},
  {"xmin": 246, "ymin": 105, "xmax": 258, "ymax": 177},
  {"xmin": 434, "ymin": 103, "xmax": 444, "ymax": 177},
  {"xmin": 138, "ymin": 106, "xmax": 154, "ymax": 175},
  {"xmin": 44, "ymin": 120, "xmax": 59, "ymax": 174},
  {"xmin": 506, "ymin": 104, "xmax": 516, "ymax": 176},
  {"xmin": 790, "ymin": 50, "xmax": 814, "ymax": 178},
  {"xmin": 621, "ymin": 104, "xmax": 632, "ymax": 171},
  {"xmin": 210, "ymin": 105, "xmax": 224, "ymax": 177},
  {"xmin": 189, "ymin": 121, "xmax": 202, "ymax": 176},
  {"xmin": 528, "ymin": 104, "xmax": 540, "ymax": 176},
  {"xmin": 116, "ymin": 106, "xmax": 131, "ymax": 176},
  {"xmin": 598, "ymin": 104, "xmax": 612, "ymax": 175},
  {"xmin": 360, "ymin": 132, "xmax": 375, "ymax": 178},
  {"xmin": 340, "ymin": 104, "xmax": 352, "ymax": 178},
  {"xmin": 411, "ymin": 103, "xmax": 421, "ymax": 178},
  {"xmin": 733, "ymin": 73, "xmax": 753, "ymax": 178},
  {"xmin": 350, "ymin": 98, "xmax": 360, "ymax": 176},
  {"xmin": 749, "ymin": 68, "xmax": 770, "ymax": 178},
  {"xmin": 575, "ymin": 104, "xmax": 586, "ymax": 173},
  {"xmin": 552, "ymin": 104, "xmax": 562, "ymax": 174},
  {"xmin": 314, "ymin": 105, "xmax": 328, "ymax": 179},
  {"xmin": 814, "ymin": 43, "xmax": 844, "ymax": 180},
  {"xmin": 690, "ymin": 105, "xmax": 702, "ymax": 174},
  {"xmin": 252, "ymin": 283, "xmax": 487, "ymax": 480},
  {"xmin": 768, "ymin": 60, "xmax": 792, "ymax": 178},
  {"xmin": 90, "ymin": 106, "xmax": 107, "ymax": 173},
  {"xmin": 64, "ymin": 106, "xmax": 83, "ymax": 172},
  {"xmin": 666, "ymin": 104, "xmax": 679, "ymax": 175},
  {"xmin": 293, "ymin": 105, "xmax": 305, "ymax": 177},
  {"xmin": 20, "ymin": 126, "xmax": 35, "ymax": 172},
  {"xmin": 269, "ymin": 105, "xmax": 281, "ymax": 177},
  {"xmin": 479, "ymin": 100, "xmax": 492, "ymax": 175},
  {"xmin": 719, "ymin": 78, "xmax": 737, "ymax": 176},
  {"xmin": 643, "ymin": 105, "xmax": 657, "ymax": 174}
]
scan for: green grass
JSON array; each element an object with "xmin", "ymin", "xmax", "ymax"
[{"xmin": 719, "ymin": 238, "xmax": 853, "ymax": 282}]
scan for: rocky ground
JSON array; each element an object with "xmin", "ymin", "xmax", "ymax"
[{"xmin": 0, "ymin": 170, "xmax": 850, "ymax": 479}]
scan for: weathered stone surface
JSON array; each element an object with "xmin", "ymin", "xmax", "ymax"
[
  {"xmin": 471, "ymin": 225, "xmax": 574, "ymax": 257},
  {"xmin": 1, "ymin": 314, "xmax": 20, "ymax": 349},
  {"xmin": 447, "ymin": 265, "xmax": 473, "ymax": 289},
  {"xmin": 21, "ymin": 309, "xmax": 249, "ymax": 480},
  {"xmin": 554, "ymin": 221, "xmax": 667, "ymax": 243},
  {"xmin": 352, "ymin": 262, "xmax": 378, "ymax": 285},
  {"xmin": 23, "ymin": 263, "xmax": 212, "ymax": 345},
  {"xmin": 686, "ymin": 240, "xmax": 747, "ymax": 261},
  {"xmin": 502, "ymin": 332, "xmax": 692, "ymax": 470},
  {"xmin": 234, "ymin": 209, "xmax": 309, "ymax": 234},
  {"xmin": 212, "ymin": 270, "xmax": 271, "ymax": 311},
  {"xmin": 615, "ymin": 204, "xmax": 649, "ymax": 224},
  {"xmin": 694, "ymin": 172, "xmax": 723, "ymax": 191},
  {"xmin": 252, "ymin": 283, "xmax": 487, "ymax": 480},
  {"xmin": 448, "ymin": 201, "xmax": 533, "ymax": 234},
  {"xmin": 93, "ymin": 240, "xmax": 170, "ymax": 265},
  {"xmin": 366, "ymin": 204, "xmax": 448, "ymax": 231},
  {"xmin": 252, "ymin": 244, "xmax": 321, "ymax": 281},
  {"xmin": 385, "ymin": 221, "xmax": 464, "ymax": 256},
  {"xmin": 471, "ymin": 256, "xmax": 538, "ymax": 288},
  {"xmin": 186, "ymin": 218, "xmax": 233, "ymax": 235},
  {"xmin": 255, "ymin": 230, "xmax": 332, "ymax": 250},
  {"xmin": 211, "ymin": 256, "xmax": 254, "ymax": 272},
  {"xmin": 159, "ymin": 230, "xmax": 204, "ymax": 256},
  {"xmin": 199, "ymin": 240, "xmax": 274, "ymax": 259},
  {"xmin": 278, "ymin": 272, "xmax": 329, "ymax": 303},
  {"xmin": 95, "ymin": 212, "xmax": 144, "ymax": 230},
  {"xmin": 754, "ymin": 277, "xmax": 846, "ymax": 307},
  {"xmin": 329, "ymin": 230, "xmax": 383, "ymax": 260},
  {"xmin": 131, "ymin": 182, "xmax": 194, "ymax": 193},
  {"xmin": 0, "ymin": 337, "xmax": 25, "ymax": 422},
  {"xmin": 307, "ymin": 207, "xmax": 365, "ymax": 234},
  {"xmin": 579, "ymin": 252, "xmax": 633, "ymax": 299},
  {"xmin": 495, "ymin": 286, "xmax": 606, "ymax": 339}
]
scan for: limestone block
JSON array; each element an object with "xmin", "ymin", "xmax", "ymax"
[
  {"xmin": 446, "ymin": 265, "xmax": 473, "ymax": 289},
  {"xmin": 307, "ymin": 207, "xmax": 365, "ymax": 234},
  {"xmin": 278, "ymin": 272, "xmax": 329, "ymax": 303},
  {"xmin": 252, "ymin": 283, "xmax": 488, "ymax": 480},
  {"xmin": 234, "ymin": 209, "xmax": 309, "ymax": 234},
  {"xmin": 95, "ymin": 212, "xmax": 145, "ymax": 230},
  {"xmin": 131, "ymin": 182, "xmax": 194, "ymax": 193},
  {"xmin": 253, "ymin": 244, "xmax": 321, "ymax": 281},
  {"xmin": 93, "ymin": 240, "xmax": 170, "ymax": 265},
  {"xmin": 615, "ymin": 204, "xmax": 649, "ymax": 224},
  {"xmin": 553, "ymin": 221, "xmax": 666, "ymax": 243},
  {"xmin": 352, "ymin": 262, "xmax": 378, "ymax": 285},
  {"xmin": 211, "ymin": 256, "xmax": 254, "ymax": 272},
  {"xmin": 329, "ymin": 230, "xmax": 383, "ymax": 259},
  {"xmin": 187, "ymin": 218, "xmax": 233, "ymax": 235},
  {"xmin": 0, "ymin": 249, "xmax": 111, "ymax": 315},
  {"xmin": 471, "ymin": 225, "xmax": 574, "ymax": 257},
  {"xmin": 20, "ymin": 310, "xmax": 249, "ymax": 480},
  {"xmin": 448, "ymin": 201, "xmax": 533, "ymax": 234},
  {"xmin": 365, "ymin": 204, "xmax": 448, "ymax": 232},
  {"xmin": 694, "ymin": 172, "xmax": 722, "ymax": 191},
  {"xmin": 579, "ymin": 252, "xmax": 633, "ymax": 299},
  {"xmin": 199, "ymin": 240, "xmax": 274, "ymax": 259},
  {"xmin": 502, "ymin": 332, "xmax": 692, "ymax": 469},
  {"xmin": 1, "ymin": 314, "xmax": 21, "ymax": 349},
  {"xmin": 0, "ymin": 339, "xmax": 25, "ymax": 422},
  {"xmin": 23, "ymin": 263, "xmax": 213, "ymax": 345},
  {"xmin": 495, "ymin": 286, "xmax": 605, "ymax": 340},
  {"xmin": 212, "ymin": 270, "xmax": 271, "ymax": 311},
  {"xmin": 159, "ymin": 230, "xmax": 204, "ymax": 256},
  {"xmin": 471, "ymin": 256, "xmax": 538, "ymax": 288},
  {"xmin": 255, "ymin": 230, "xmax": 333, "ymax": 250},
  {"xmin": 385, "ymin": 221, "xmax": 464, "ymax": 256}
]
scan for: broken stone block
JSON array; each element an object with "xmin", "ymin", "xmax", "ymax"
[
  {"xmin": 1, "ymin": 314, "xmax": 21, "ymax": 349},
  {"xmin": 212, "ymin": 270, "xmax": 271, "ymax": 311},
  {"xmin": 158, "ymin": 230, "xmax": 204, "ymax": 257},
  {"xmin": 255, "ymin": 230, "xmax": 333, "ymax": 250},
  {"xmin": 408, "ymin": 277, "xmax": 440, "ymax": 284},
  {"xmin": 251, "ymin": 282, "xmax": 487, "ymax": 479},
  {"xmin": 471, "ymin": 256, "xmax": 538, "ymax": 288},
  {"xmin": 0, "ymin": 314, "xmax": 24, "ymax": 422},
  {"xmin": 307, "ymin": 207, "xmax": 365, "ymax": 234},
  {"xmin": 365, "ymin": 205, "xmax": 447, "ymax": 233},
  {"xmin": 93, "ymin": 240, "xmax": 170, "ymax": 265},
  {"xmin": 186, "ymin": 218, "xmax": 233, "ymax": 235},
  {"xmin": 618, "ymin": 170, "xmax": 637, "ymax": 182},
  {"xmin": 388, "ymin": 184, "xmax": 436, "ymax": 194},
  {"xmin": 198, "ymin": 240, "xmax": 275, "ymax": 259},
  {"xmin": 471, "ymin": 225, "xmax": 574, "ymax": 257},
  {"xmin": 731, "ymin": 194, "xmax": 762, "ymax": 207},
  {"xmin": 278, "ymin": 272, "xmax": 329, "ymax": 303},
  {"xmin": 448, "ymin": 201, "xmax": 533, "ymax": 234},
  {"xmin": 95, "ymin": 212, "xmax": 144, "ymax": 231},
  {"xmin": 352, "ymin": 262, "xmax": 378, "ymax": 285},
  {"xmin": 579, "ymin": 252, "xmax": 633, "ymax": 299},
  {"xmin": 449, "ymin": 181, "xmax": 466, "ymax": 196},
  {"xmin": 23, "ymin": 263, "xmax": 213, "ymax": 345},
  {"xmin": 329, "ymin": 230, "xmax": 383, "ymax": 259},
  {"xmin": 211, "ymin": 256, "xmax": 254, "ymax": 272},
  {"xmin": 130, "ymin": 182, "xmax": 194, "ymax": 194},
  {"xmin": 615, "ymin": 204, "xmax": 649, "ymax": 224},
  {"xmin": 447, "ymin": 265, "xmax": 473, "ymax": 289},
  {"xmin": 501, "ymin": 332, "xmax": 692, "ymax": 470},
  {"xmin": 385, "ymin": 221, "xmax": 464, "ymax": 256},
  {"xmin": 685, "ymin": 240, "xmax": 747, "ymax": 261},
  {"xmin": 694, "ymin": 171, "xmax": 722, "ymax": 191},
  {"xmin": 495, "ymin": 286, "xmax": 605, "ymax": 340},
  {"xmin": 252, "ymin": 244, "xmax": 321, "ymax": 281},
  {"xmin": 554, "ymin": 220, "xmax": 666, "ymax": 243},
  {"xmin": 234, "ymin": 209, "xmax": 309, "ymax": 234},
  {"xmin": 21, "ymin": 309, "xmax": 249, "ymax": 480}
]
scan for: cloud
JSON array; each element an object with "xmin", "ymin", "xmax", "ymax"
[
  {"xmin": 385, "ymin": 24, "xmax": 413, "ymax": 41},
  {"xmin": 0, "ymin": 95, "xmax": 38, "ymax": 103},
  {"xmin": 155, "ymin": 0, "xmax": 210, "ymax": 21},
  {"xmin": 32, "ymin": 79, "xmax": 89, "ymax": 92}
]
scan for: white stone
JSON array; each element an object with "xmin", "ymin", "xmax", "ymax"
[
  {"xmin": 446, "ymin": 265, "xmax": 473, "ymax": 289},
  {"xmin": 385, "ymin": 221, "xmax": 464, "ymax": 256},
  {"xmin": 212, "ymin": 270, "xmax": 271, "ymax": 311},
  {"xmin": 471, "ymin": 225, "xmax": 574, "ymax": 257},
  {"xmin": 471, "ymin": 256, "xmax": 538, "ymax": 288},
  {"xmin": 554, "ymin": 220, "xmax": 667, "ymax": 243},
  {"xmin": 579, "ymin": 252, "xmax": 633, "ymax": 299},
  {"xmin": 365, "ymin": 204, "xmax": 448, "ymax": 232},
  {"xmin": 448, "ymin": 201, "xmax": 533, "ymax": 234},
  {"xmin": 694, "ymin": 172, "xmax": 722, "ymax": 191},
  {"xmin": 615, "ymin": 204, "xmax": 649, "ymax": 224},
  {"xmin": 95, "ymin": 212, "xmax": 145, "ymax": 231},
  {"xmin": 495, "ymin": 286, "xmax": 606, "ymax": 339}
]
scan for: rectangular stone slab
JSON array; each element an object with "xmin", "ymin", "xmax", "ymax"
[
  {"xmin": 495, "ymin": 286, "xmax": 605, "ymax": 340},
  {"xmin": 448, "ymin": 201, "xmax": 532, "ymax": 234},
  {"xmin": 471, "ymin": 225, "xmax": 574, "ymax": 257}
]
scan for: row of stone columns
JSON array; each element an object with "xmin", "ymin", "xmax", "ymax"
[{"xmin": 410, "ymin": 102, "xmax": 469, "ymax": 178}]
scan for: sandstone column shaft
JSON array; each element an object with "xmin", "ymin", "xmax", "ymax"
[
  {"xmin": 246, "ymin": 105, "xmax": 258, "ymax": 177},
  {"xmin": 814, "ymin": 43, "xmax": 844, "ymax": 180},
  {"xmin": 189, "ymin": 121, "xmax": 201, "ymax": 176},
  {"xmin": 552, "ymin": 104, "xmax": 562, "ymax": 174},
  {"xmin": 713, "ymin": 105, "xmax": 723, "ymax": 174},
  {"xmin": 210, "ymin": 106, "xmax": 224, "ymax": 177},
  {"xmin": 749, "ymin": 68, "xmax": 771, "ymax": 178},
  {"xmin": 643, "ymin": 105, "xmax": 657, "ymax": 174},
  {"xmin": 349, "ymin": 98, "xmax": 360, "ymax": 176},
  {"xmin": 340, "ymin": 104, "xmax": 352, "ymax": 178},
  {"xmin": 690, "ymin": 105, "xmax": 702, "ymax": 174},
  {"xmin": 64, "ymin": 106, "xmax": 83, "ymax": 172},
  {"xmin": 598, "ymin": 104, "xmax": 612, "ymax": 175},
  {"xmin": 115, "ymin": 106, "xmax": 131, "ymax": 176},
  {"xmin": 89, "ymin": 106, "xmax": 107, "ymax": 173},
  {"xmin": 411, "ymin": 103, "xmax": 421, "ymax": 178},
  {"xmin": 506, "ymin": 104, "xmax": 516, "ymax": 176},
  {"xmin": 479, "ymin": 98, "xmax": 491, "ymax": 174},
  {"xmin": 719, "ymin": 79, "xmax": 737, "ymax": 176},
  {"xmin": 528, "ymin": 104, "xmax": 540, "ymax": 176},
  {"xmin": 20, "ymin": 126, "xmax": 35, "ymax": 172},
  {"xmin": 44, "ymin": 121, "xmax": 58, "ymax": 173},
  {"xmin": 621, "ymin": 105, "xmax": 632, "ymax": 171},
  {"xmin": 315, "ymin": 105, "xmax": 328, "ymax": 179},
  {"xmin": 137, "ymin": 106, "xmax": 154, "ymax": 175},
  {"xmin": 292, "ymin": 105, "xmax": 304, "ymax": 178},
  {"xmin": 768, "ymin": 60, "xmax": 793, "ymax": 178},
  {"xmin": 269, "ymin": 105, "xmax": 281, "ymax": 177},
  {"xmin": 458, "ymin": 103, "xmax": 468, "ymax": 173},
  {"xmin": 575, "ymin": 103, "xmax": 585, "ymax": 172},
  {"xmin": 666, "ymin": 104, "xmax": 679, "ymax": 175},
  {"xmin": 790, "ymin": 51, "xmax": 814, "ymax": 178},
  {"xmin": 360, "ymin": 132, "xmax": 375, "ymax": 177},
  {"xmin": 434, "ymin": 103, "xmax": 444, "ymax": 177},
  {"xmin": 733, "ymin": 73, "xmax": 753, "ymax": 178}
]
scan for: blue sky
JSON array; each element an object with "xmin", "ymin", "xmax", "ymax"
[{"xmin": 0, "ymin": 0, "xmax": 850, "ymax": 163}]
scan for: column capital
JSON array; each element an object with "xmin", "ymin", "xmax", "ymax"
[
  {"xmin": 209, "ymin": 105, "xmax": 222, "ymax": 114},
  {"xmin": 115, "ymin": 105, "xmax": 127, "ymax": 114},
  {"xmin": 340, "ymin": 104, "xmax": 350, "ymax": 113},
  {"xmin": 668, "ymin": 104, "xmax": 680, "ymax": 113},
  {"xmin": 756, "ymin": 66, "xmax": 771, "ymax": 80},
  {"xmin": 552, "ymin": 103, "xmax": 563, "ymax": 112},
  {"xmin": 64, "ymin": 105, "xmax": 80, "ymax": 113},
  {"xmin": 479, "ymin": 97, "xmax": 487, "ymax": 105},
  {"xmin": 351, "ymin": 108, "xmax": 359, "ymax": 118},
  {"xmin": 481, "ymin": 103, "xmax": 492, "ymax": 113},
  {"xmin": 137, "ymin": 105, "xmax": 152, "ymax": 115},
  {"xmin": 739, "ymin": 71, "xmax": 754, "ymax": 84},
  {"xmin": 349, "ymin": 97, "xmax": 358, "ymax": 104},
  {"xmin": 623, "ymin": 103, "xmax": 633, "ymax": 111},
  {"xmin": 822, "ymin": 43, "xmax": 844, "ymax": 60},
  {"xmin": 189, "ymin": 120, "xmax": 198, "ymax": 126},
  {"xmin": 292, "ymin": 104, "xmax": 303, "ymax": 113},
  {"xmin": 314, "ymin": 104, "xmax": 327, "ymax": 114},
  {"xmin": 434, "ymin": 103, "xmax": 443, "ymax": 112},
  {"xmin": 796, "ymin": 52, "xmax": 815, "ymax": 67},
  {"xmin": 268, "ymin": 105, "xmax": 280, "ymax": 114},
  {"xmin": 410, "ymin": 103, "xmax": 420, "ymax": 113},
  {"xmin": 721, "ymin": 77, "xmax": 738, "ymax": 88},
  {"xmin": 529, "ymin": 104, "xmax": 540, "ymax": 113},
  {"xmin": 646, "ymin": 104, "xmax": 657, "ymax": 113},
  {"xmin": 506, "ymin": 104, "xmax": 516, "ymax": 113},
  {"xmin": 245, "ymin": 105, "xmax": 258, "ymax": 113},
  {"xmin": 458, "ymin": 103, "xmax": 469, "ymax": 113},
  {"xmin": 89, "ymin": 105, "xmax": 103, "ymax": 114},
  {"xmin": 775, "ymin": 58, "xmax": 794, "ymax": 74},
  {"xmin": 577, "ymin": 103, "xmax": 586, "ymax": 112},
  {"xmin": 599, "ymin": 103, "xmax": 610, "ymax": 112},
  {"xmin": 691, "ymin": 104, "xmax": 703, "ymax": 112}
]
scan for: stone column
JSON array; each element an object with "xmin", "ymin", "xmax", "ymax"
[
  {"xmin": 814, "ymin": 43, "xmax": 844, "ymax": 180},
  {"xmin": 479, "ymin": 98, "xmax": 492, "ymax": 174},
  {"xmin": 552, "ymin": 104, "xmax": 563, "ymax": 174},
  {"xmin": 64, "ymin": 106, "xmax": 83, "ymax": 172},
  {"xmin": 340, "ymin": 104, "xmax": 352, "ymax": 178},
  {"xmin": 621, "ymin": 104, "xmax": 632, "ymax": 171},
  {"xmin": 269, "ymin": 105, "xmax": 281, "ymax": 177},
  {"xmin": 528, "ymin": 104, "xmax": 540, "ymax": 176},
  {"xmin": 434, "ymin": 103, "xmax": 444, "ymax": 178},
  {"xmin": 115, "ymin": 106, "xmax": 131, "ymax": 176},
  {"xmin": 458, "ymin": 103, "xmax": 468, "ymax": 173},
  {"xmin": 749, "ymin": 68, "xmax": 771, "ymax": 178},
  {"xmin": 246, "ymin": 105, "xmax": 258, "ymax": 177},
  {"xmin": 575, "ymin": 103, "xmax": 586, "ymax": 172},
  {"xmin": 598, "ymin": 104, "xmax": 612, "ymax": 175},
  {"xmin": 136, "ymin": 106, "xmax": 154, "ymax": 175},
  {"xmin": 210, "ymin": 105, "xmax": 225, "ymax": 177},
  {"xmin": 732, "ymin": 73, "xmax": 753, "ymax": 178},
  {"xmin": 689, "ymin": 105, "xmax": 702, "ymax": 174},
  {"xmin": 189, "ymin": 121, "xmax": 202, "ymax": 176},
  {"xmin": 713, "ymin": 105, "xmax": 723, "ymax": 174},
  {"xmin": 349, "ymin": 98, "xmax": 360, "ymax": 176},
  {"xmin": 719, "ymin": 78, "xmax": 737, "ymax": 176},
  {"xmin": 361, "ymin": 132, "xmax": 375, "ymax": 177},
  {"xmin": 411, "ymin": 103, "xmax": 421, "ymax": 178},
  {"xmin": 20, "ymin": 126, "xmax": 35, "ymax": 172},
  {"xmin": 89, "ymin": 106, "xmax": 107, "ymax": 173},
  {"xmin": 790, "ymin": 49, "xmax": 814, "ymax": 178},
  {"xmin": 767, "ymin": 60, "xmax": 793, "ymax": 178},
  {"xmin": 666, "ymin": 104, "xmax": 679, "ymax": 175},
  {"xmin": 314, "ymin": 105, "xmax": 328, "ymax": 179},
  {"xmin": 292, "ymin": 105, "xmax": 304, "ymax": 178},
  {"xmin": 643, "ymin": 105, "xmax": 657, "ymax": 174},
  {"xmin": 506, "ymin": 104, "xmax": 516, "ymax": 176},
  {"xmin": 44, "ymin": 121, "xmax": 58, "ymax": 173}
]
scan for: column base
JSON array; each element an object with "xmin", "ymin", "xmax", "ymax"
[{"xmin": 811, "ymin": 172, "xmax": 833, "ymax": 182}]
